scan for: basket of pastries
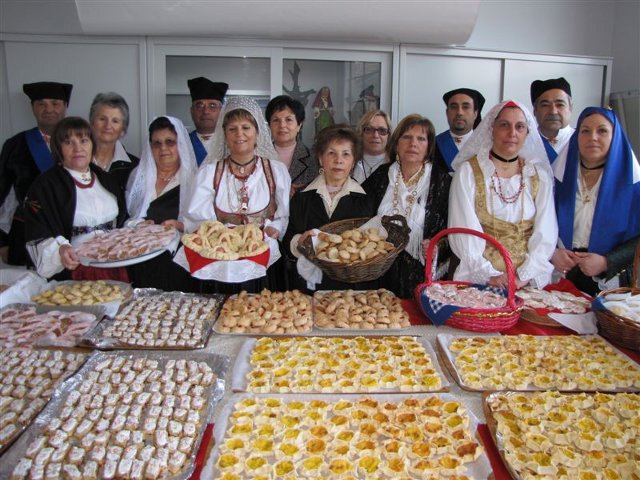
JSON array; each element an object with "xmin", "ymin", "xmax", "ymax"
[
  {"xmin": 297, "ymin": 215, "xmax": 409, "ymax": 283},
  {"xmin": 594, "ymin": 241, "xmax": 640, "ymax": 351},
  {"xmin": 415, "ymin": 227, "xmax": 524, "ymax": 332}
]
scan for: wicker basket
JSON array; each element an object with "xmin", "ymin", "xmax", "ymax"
[
  {"xmin": 297, "ymin": 215, "xmax": 409, "ymax": 283},
  {"xmin": 415, "ymin": 227, "xmax": 523, "ymax": 332},
  {"xmin": 595, "ymin": 241, "xmax": 640, "ymax": 351}
]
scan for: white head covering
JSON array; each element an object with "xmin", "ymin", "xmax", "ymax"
[
  {"xmin": 203, "ymin": 96, "xmax": 278, "ymax": 165},
  {"xmin": 126, "ymin": 116, "xmax": 197, "ymax": 221},
  {"xmin": 451, "ymin": 99, "xmax": 551, "ymax": 177}
]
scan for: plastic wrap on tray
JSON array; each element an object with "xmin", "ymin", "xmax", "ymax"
[
  {"xmin": 437, "ymin": 333, "xmax": 640, "ymax": 392},
  {"xmin": 313, "ymin": 289, "xmax": 411, "ymax": 331},
  {"xmin": 0, "ymin": 349, "xmax": 88, "ymax": 455},
  {"xmin": 82, "ymin": 290, "xmax": 224, "ymax": 349},
  {"xmin": 207, "ymin": 392, "xmax": 491, "ymax": 480},
  {"xmin": 214, "ymin": 289, "xmax": 312, "ymax": 335},
  {"xmin": 0, "ymin": 350, "xmax": 229, "ymax": 480},
  {"xmin": 232, "ymin": 335, "xmax": 449, "ymax": 394},
  {"xmin": 0, "ymin": 303, "xmax": 105, "ymax": 348}
]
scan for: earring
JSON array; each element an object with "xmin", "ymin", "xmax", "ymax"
[{"xmin": 319, "ymin": 167, "xmax": 325, "ymax": 176}]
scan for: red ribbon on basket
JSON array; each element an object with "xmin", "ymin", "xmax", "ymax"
[{"xmin": 183, "ymin": 245, "xmax": 270, "ymax": 274}]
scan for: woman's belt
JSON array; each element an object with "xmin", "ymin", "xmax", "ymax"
[{"xmin": 72, "ymin": 220, "xmax": 115, "ymax": 237}]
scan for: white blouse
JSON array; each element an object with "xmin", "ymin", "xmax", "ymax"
[
  {"xmin": 377, "ymin": 162, "xmax": 432, "ymax": 263},
  {"xmin": 184, "ymin": 158, "xmax": 291, "ymax": 239},
  {"xmin": 572, "ymin": 169, "xmax": 601, "ymax": 249},
  {"xmin": 448, "ymin": 154, "xmax": 557, "ymax": 287}
]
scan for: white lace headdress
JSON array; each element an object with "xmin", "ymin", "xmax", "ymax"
[
  {"xmin": 203, "ymin": 96, "xmax": 278, "ymax": 165},
  {"xmin": 125, "ymin": 116, "xmax": 197, "ymax": 221},
  {"xmin": 451, "ymin": 99, "xmax": 551, "ymax": 177}
]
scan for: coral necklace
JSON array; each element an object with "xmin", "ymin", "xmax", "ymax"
[{"xmin": 490, "ymin": 159, "xmax": 524, "ymax": 204}]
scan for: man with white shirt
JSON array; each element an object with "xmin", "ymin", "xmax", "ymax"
[
  {"xmin": 530, "ymin": 77, "xmax": 574, "ymax": 164},
  {"xmin": 434, "ymin": 88, "xmax": 485, "ymax": 172},
  {"xmin": 0, "ymin": 81, "xmax": 72, "ymax": 264},
  {"xmin": 187, "ymin": 76, "xmax": 228, "ymax": 166}
]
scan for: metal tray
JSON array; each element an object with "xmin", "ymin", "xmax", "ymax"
[
  {"xmin": 213, "ymin": 291, "xmax": 313, "ymax": 336},
  {"xmin": 0, "ymin": 349, "xmax": 229, "ymax": 479},
  {"xmin": 231, "ymin": 335, "xmax": 450, "ymax": 394},
  {"xmin": 82, "ymin": 290, "xmax": 224, "ymax": 350},
  {"xmin": 437, "ymin": 333, "xmax": 640, "ymax": 392},
  {"xmin": 0, "ymin": 348, "xmax": 88, "ymax": 456},
  {"xmin": 206, "ymin": 392, "xmax": 492, "ymax": 480},
  {"xmin": 0, "ymin": 302, "xmax": 106, "ymax": 348}
]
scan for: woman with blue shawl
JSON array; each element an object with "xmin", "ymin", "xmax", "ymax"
[{"xmin": 553, "ymin": 107, "xmax": 640, "ymax": 295}]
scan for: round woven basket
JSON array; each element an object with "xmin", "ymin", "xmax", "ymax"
[
  {"xmin": 595, "ymin": 241, "xmax": 640, "ymax": 351},
  {"xmin": 415, "ymin": 227, "xmax": 523, "ymax": 332},
  {"xmin": 297, "ymin": 215, "xmax": 409, "ymax": 283}
]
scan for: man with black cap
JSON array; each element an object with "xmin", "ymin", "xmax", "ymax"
[
  {"xmin": 530, "ymin": 77, "xmax": 574, "ymax": 163},
  {"xmin": 434, "ymin": 88, "xmax": 485, "ymax": 172},
  {"xmin": 0, "ymin": 81, "xmax": 72, "ymax": 265},
  {"xmin": 187, "ymin": 76, "xmax": 229, "ymax": 166}
]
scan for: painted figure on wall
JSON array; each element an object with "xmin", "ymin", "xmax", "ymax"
[
  {"xmin": 313, "ymin": 86, "xmax": 335, "ymax": 138},
  {"xmin": 350, "ymin": 85, "xmax": 380, "ymax": 125}
]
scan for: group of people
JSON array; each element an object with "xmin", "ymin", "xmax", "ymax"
[{"xmin": 1, "ymin": 76, "xmax": 638, "ymax": 298}]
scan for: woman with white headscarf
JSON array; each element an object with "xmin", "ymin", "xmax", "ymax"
[
  {"xmin": 125, "ymin": 115, "xmax": 198, "ymax": 290},
  {"xmin": 183, "ymin": 96, "xmax": 291, "ymax": 293},
  {"xmin": 448, "ymin": 100, "xmax": 557, "ymax": 289}
]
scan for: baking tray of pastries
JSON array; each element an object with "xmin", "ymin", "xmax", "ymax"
[
  {"xmin": 0, "ymin": 349, "xmax": 88, "ymax": 456},
  {"xmin": 76, "ymin": 224, "xmax": 180, "ymax": 268},
  {"xmin": 0, "ymin": 303, "xmax": 106, "ymax": 349},
  {"xmin": 213, "ymin": 289, "xmax": 313, "ymax": 335},
  {"xmin": 517, "ymin": 286, "xmax": 591, "ymax": 327},
  {"xmin": 82, "ymin": 290, "xmax": 224, "ymax": 350},
  {"xmin": 437, "ymin": 333, "xmax": 640, "ymax": 392},
  {"xmin": 483, "ymin": 390, "xmax": 640, "ymax": 480},
  {"xmin": 313, "ymin": 289, "xmax": 411, "ymax": 331},
  {"xmin": 31, "ymin": 280, "xmax": 133, "ymax": 307},
  {"xmin": 232, "ymin": 336, "xmax": 449, "ymax": 394},
  {"xmin": 208, "ymin": 392, "xmax": 491, "ymax": 479},
  {"xmin": 0, "ymin": 350, "xmax": 228, "ymax": 480}
]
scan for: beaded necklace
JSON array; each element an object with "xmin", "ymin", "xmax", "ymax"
[
  {"xmin": 73, "ymin": 171, "xmax": 95, "ymax": 189},
  {"xmin": 225, "ymin": 158, "xmax": 253, "ymax": 213},
  {"xmin": 490, "ymin": 159, "xmax": 524, "ymax": 204}
]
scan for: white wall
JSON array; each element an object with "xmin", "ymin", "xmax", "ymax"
[{"xmin": 610, "ymin": 0, "xmax": 640, "ymax": 93}]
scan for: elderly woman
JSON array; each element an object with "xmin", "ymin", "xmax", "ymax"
[
  {"xmin": 448, "ymin": 100, "xmax": 557, "ymax": 289},
  {"xmin": 266, "ymin": 95, "xmax": 318, "ymax": 194},
  {"xmin": 23, "ymin": 117, "xmax": 127, "ymax": 280},
  {"xmin": 553, "ymin": 107, "xmax": 640, "ymax": 295},
  {"xmin": 125, "ymin": 116, "xmax": 197, "ymax": 291},
  {"xmin": 184, "ymin": 96, "xmax": 291, "ymax": 293},
  {"xmin": 352, "ymin": 110, "xmax": 393, "ymax": 183},
  {"xmin": 284, "ymin": 125, "xmax": 376, "ymax": 291},
  {"xmin": 363, "ymin": 114, "xmax": 451, "ymax": 298},
  {"xmin": 89, "ymin": 92, "xmax": 139, "ymax": 192}
]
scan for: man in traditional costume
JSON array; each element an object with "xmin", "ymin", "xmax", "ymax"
[
  {"xmin": 530, "ymin": 77, "xmax": 574, "ymax": 163},
  {"xmin": 188, "ymin": 76, "xmax": 229, "ymax": 166},
  {"xmin": 433, "ymin": 88, "xmax": 485, "ymax": 172},
  {"xmin": 0, "ymin": 81, "xmax": 72, "ymax": 265}
]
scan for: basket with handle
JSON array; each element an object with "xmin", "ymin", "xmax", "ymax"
[
  {"xmin": 297, "ymin": 215, "xmax": 409, "ymax": 283},
  {"xmin": 415, "ymin": 227, "xmax": 524, "ymax": 332},
  {"xmin": 594, "ymin": 240, "xmax": 640, "ymax": 351}
]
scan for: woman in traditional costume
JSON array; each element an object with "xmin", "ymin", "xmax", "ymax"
[
  {"xmin": 24, "ymin": 117, "xmax": 127, "ymax": 280},
  {"xmin": 284, "ymin": 125, "xmax": 376, "ymax": 292},
  {"xmin": 89, "ymin": 92, "xmax": 139, "ymax": 193},
  {"xmin": 352, "ymin": 110, "xmax": 393, "ymax": 184},
  {"xmin": 552, "ymin": 107, "xmax": 640, "ymax": 295},
  {"xmin": 313, "ymin": 86, "xmax": 335, "ymax": 137},
  {"xmin": 183, "ymin": 96, "xmax": 290, "ymax": 293},
  {"xmin": 266, "ymin": 95, "xmax": 317, "ymax": 196},
  {"xmin": 448, "ymin": 100, "xmax": 557, "ymax": 289},
  {"xmin": 363, "ymin": 114, "xmax": 451, "ymax": 298},
  {"xmin": 125, "ymin": 116, "xmax": 197, "ymax": 291}
]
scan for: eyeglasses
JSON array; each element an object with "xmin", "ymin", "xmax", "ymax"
[
  {"xmin": 363, "ymin": 126, "xmax": 390, "ymax": 136},
  {"xmin": 151, "ymin": 139, "xmax": 177, "ymax": 148},
  {"xmin": 192, "ymin": 102, "xmax": 222, "ymax": 111}
]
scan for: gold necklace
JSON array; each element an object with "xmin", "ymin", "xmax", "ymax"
[
  {"xmin": 157, "ymin": 169, "xmax": 178, "ymax": 182},
  {"xmin": 392, "ymin": 163, "xmax": 425, "ymax": 216}
]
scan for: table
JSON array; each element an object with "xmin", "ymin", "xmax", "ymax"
[{"xmin": 191, "ymin": 297, "xmax": 639, "ymax": 480}]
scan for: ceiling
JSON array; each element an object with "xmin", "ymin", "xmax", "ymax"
[{"xmin": 1, "ymin": 0, "xmax": 480, "ymax": 45}]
